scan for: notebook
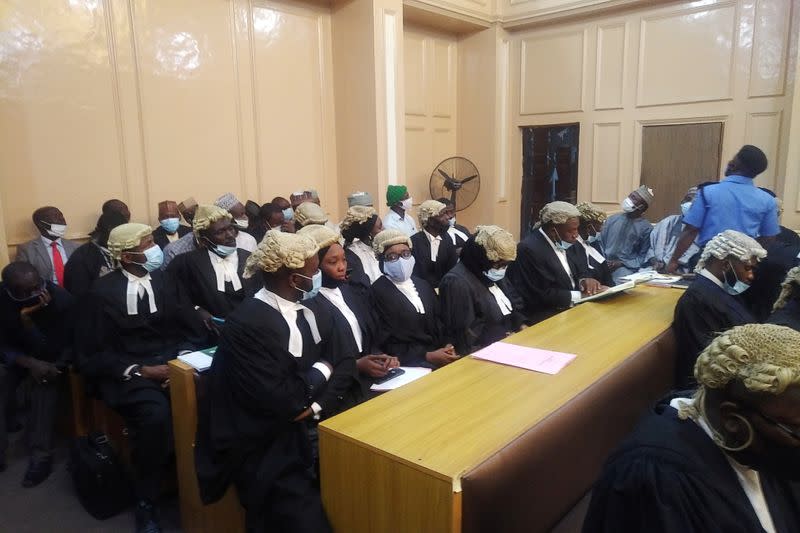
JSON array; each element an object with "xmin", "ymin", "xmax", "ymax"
[{"xmin": 178, "ymin": 346, "xmax": 218, "ymax": 372}]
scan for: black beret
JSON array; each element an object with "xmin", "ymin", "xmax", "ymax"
[{"xmin": 736, "ymin": 145, "xmax": 768, "ymax": 176}]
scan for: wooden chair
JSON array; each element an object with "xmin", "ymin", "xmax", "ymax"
[{"xmin": 169, "ymin": 359, "xmax": 245, "ymax": 533}]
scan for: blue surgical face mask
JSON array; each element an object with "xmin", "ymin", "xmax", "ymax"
[
  {"xmin": 586, "ymin": 234, "xmax": 600, "ymax": 244},
  {"xmin": 160, "ymin": 217, "xmax": 180, "ymax": 234},
  {"xmin": 680, "ymin": 202, "xmax": 692, "ymax": 217},
  {"xmin": 204, "ymin": 237, "xmax": 236, "ymax": 258},
  {"xmin": 131, "ymin": 245, "xmax": 164, "ymax": 272},
  {"xmin": 283, "ymin": 208, "xmax": 294, "ymax": 221},
  {"xmin": 294, "ymin": 270, "xmax": 322, "ymax": 300},
  {"xmin": 484, "ymin": 267, "xmax": 507, "ymax": 282},
  {"xmin": 383, "ymin": 255, "xmax": 415, "ymax": 282},
  {"xmin": 725, "ymin": 261, "xmax": 750, "ymax": 295},
  {"xmin": 557, "ymin": 239, "xmax": 573, "ymax": 251}
]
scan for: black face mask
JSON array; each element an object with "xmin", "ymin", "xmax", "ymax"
[{"xmin": 735, "ymin": 442, "xmax": 800, "ymax": 481}]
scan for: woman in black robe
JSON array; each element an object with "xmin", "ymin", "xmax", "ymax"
[
  {"xmin": 768, "ymin": 266, "xmax": 800, "ymax": 332},
  {"xmin": 439, "ymin": 226, "xmax": 525, "ymax": 355},
  {"xmin": 340, "ymin": 205, "xmax": 384, "ymax": 290},
  {"xmin": 584, "ymin": 324, "xmax": 800, "ymax": 533},
  {"xmin": 370, "ymin": 229, "xmax": 456, "ymax": 368},
  {"xmin": 195, "ymin": 230, "xmax": 360, "ymax": 532},
  {"xmin": 298, "ymin": 224, "xmax": 399, "ymax": 396}
]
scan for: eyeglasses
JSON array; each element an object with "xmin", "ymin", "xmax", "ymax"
[
  {"xmin": 385, "ymin": 249, "xmax": 412, "ymax": 263},
  {"xmin": 755, "ymin": 410, "xmax": 800, "ymax": 441},
  {"xmin": 6, "ymin": 281, "xmax": 46, "ymax": 302}
]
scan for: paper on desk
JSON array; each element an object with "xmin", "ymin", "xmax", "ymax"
[
  {"xmin": 471, "ymin": 342, "xmax": 576, "ymax": 375},
  {"xmin": 178, "ymin": 346, "xmax": 217, "ymax": 372},
  {"xmin": 370, "ymin": 366, "xmax": 432, "ymax": 392},
  {"xmin": 619, "ymin": 270, "xmax": 657, "ymax": 283},
  {"xmin": 577, "ymin": 280, "xmax": 635, "ymax": 303}
]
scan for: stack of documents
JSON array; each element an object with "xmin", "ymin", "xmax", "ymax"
[{"xmin": 577, "ymin": 280, "xmax": 635, "ymax": 303}]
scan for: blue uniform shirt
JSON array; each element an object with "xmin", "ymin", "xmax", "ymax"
[{"xmin": 683, "ymin": 175, "xmax": 779, "ymax": 245}]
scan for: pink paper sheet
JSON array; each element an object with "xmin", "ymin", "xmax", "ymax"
[{"xmin": 471, "ymin": 342, "xmax": 576, "ymax": 375}]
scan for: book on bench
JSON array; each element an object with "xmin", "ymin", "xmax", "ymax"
[{"xmin": 178, "ymin": 346, "xmax": 218, "ymax": 372}]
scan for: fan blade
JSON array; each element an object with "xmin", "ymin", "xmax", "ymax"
[
  {"xmin": 459, "ymin": 174, "xmax": 478, "ymax": 184},
  {"xmin": 438, "ymin": 168, "xmax": 454, "ymax": 182}
]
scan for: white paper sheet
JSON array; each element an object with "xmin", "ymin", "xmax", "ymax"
[{"xmin": 370, "ymin": 366, "xmax": 432, "ymax": 392}]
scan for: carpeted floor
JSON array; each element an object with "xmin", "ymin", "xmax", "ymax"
[{"xmin": 0, "ymin": 429, "xmax": 182, "ymax": 533}]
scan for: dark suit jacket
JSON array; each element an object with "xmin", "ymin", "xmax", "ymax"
[
  {"xmin": 410, "ymin": 231, "xmax": 458, "ymax": 288},
  {"xmin": 153, "ymin": 224, "xmax": 191, "ymax": 250},
  {"xmin": 507, "ymin": 230, "xmax": 591, "ymax": 323},
  {"xmin": 16, "ymin": 237, "xmax": 80, "ymax": 284}
]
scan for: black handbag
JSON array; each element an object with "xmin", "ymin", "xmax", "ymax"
[{"xmin": 68, "ymin": 432, "xmax": 132, "ymax": 519}]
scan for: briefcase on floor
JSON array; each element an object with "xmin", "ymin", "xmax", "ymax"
[{"xmin": 68, "ymin": 432, "xmax": 132, "ymax": 519}]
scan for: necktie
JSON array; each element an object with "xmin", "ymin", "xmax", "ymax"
[{"xmin": 51, "ymin": 241, "xmax": 64, "ymax": 286}]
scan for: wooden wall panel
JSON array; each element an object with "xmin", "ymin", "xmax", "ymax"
[
  {"xmin": 591, "ymin": 123, "xmax": 622, "ymax": 204},
  {"xmin": 746, "ymin": 111, "xmax": 783, "ymax": 191},
  {"xmin": 520, "ymin": 30, "xmax": 585, "ymax": 115},
  {"xmin": 595, "ymin": 24, "xmax": 626, "ymax": 110},
  {"xmin": 749, "ymin": 0, "xmax": 791, "ymax": 98},
  {"xmin": 637, "ymin": 4, "xmax": 736, "ymax": 107}
]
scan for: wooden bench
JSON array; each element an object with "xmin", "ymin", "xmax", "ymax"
[{"xmin": 168, "ymin": 359, "xmax": 245, "ymax": 533}]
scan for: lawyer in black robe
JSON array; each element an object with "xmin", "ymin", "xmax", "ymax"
[
  {"xmin": 673, "ymin": 275, "xmax": 755, "ymax": 387},
  {"xmin": 152, "ymin": 224, "xmax": 190, "ymax": 250},
  {"xmin": 584, "ymin": 397, "xmax": 800, "ymax": 533},
  {"xmin": 410, "ymin": 230, "xmax": 458, "ymax": 289},
  {"xmin": 507, "ymin": 228, "xmax": 592, "ymax": 324},
  {"xmin": 167, "ymin": 247, "xmax": 257, "ymax": 318},
  {"xmin": 63, "ymin": 210, "xmax": 127, "ymax": 297},
  {"xmin": 76, "ymin": 251, "xmax": 208, "ymax": 509},
  {"xmin": 439, "ymin": 229, "xmax": 525, "ymax": 355},
  {"xmin": 743, "ymin": 240, "xmax": 800, "ymax": 321}
]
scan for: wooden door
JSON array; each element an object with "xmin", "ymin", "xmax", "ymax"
[{"xmin": 640, "ymin": 122, "xmax": 724, "ymax": 222}]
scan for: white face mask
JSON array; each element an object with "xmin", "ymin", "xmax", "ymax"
[
  {"xmin": 621, "ymin": 197, "xmax": 636, "ymax": 213},
  {"xmin": 235, "ymin": 218, "xmax": 249, "ymax": 229},
  {"xmin": 40, "ymin": 221, "xmax": 67, "ymax": 239},
  {"xmin": 401, "ymin": 197, "xmax": 413, "ymax": 212},
  {"xmin": 383, "ymin": 255, "xmax": 415, "ymax": 282}
]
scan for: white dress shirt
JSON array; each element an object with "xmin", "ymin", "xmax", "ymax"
[
  {"xmin": 390, "ymin": 278, "xmax": 425, "ymax": 313},
  {"xmin": 40, "ymin": 235, "xmax": 67, "ymax": 284},
  {"xmin": 235, "ymin": 231, "xmax": 257, "ymax": 252},
  {"xmin": 382, "ymin": 210, "xmax": 418, "ymax": 237},
  {"xmin": 669, "ymin": 397, "xmax": 776, "ymax": 533},
  {"xmin": 207, "ymin": 250, "xmax": 242, "ymax": 292},
  {"xmin": 539, "ymin": 228, "xmax": 581, "ymax": 303},
  {"xmin": 348, "ymin": 240, "xmax": 382, "ymax": 283},
  {"xmin": 424, "ymin": 230, "xmax": 442, "ymax": 262},
  {"xmin": 319, "ymin": 287, "xmax": 363, "ymax": 353},
  {"xmin": 121, "ymin": 269, "xmax": 157, "ymax": 315},
  {"xmin": 488, "ymin": 284, "xmax": 513, "ymax": 316}
]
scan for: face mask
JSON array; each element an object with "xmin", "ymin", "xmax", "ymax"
[
  {"xmin": 586, "ymin": 234, "xmax": 599, "ymax": 244},
  {"xmin": 294, "ymin": 270, "xmax": 322, "ymax": 301},
  {"xmin": 448, "ymin": 218, "xmax": 456, "ymax": 228},
  {"xmin": 558, "ymin": 240, "xmax": 573, "ymax": 251},
  {"xmin": 484, "ymin": 267, "xmax": 507, "ymax": 282},
  {"xmin": 283, "ymin": 208, "xmax": 294, "ymax": 221},
  {"xmin": 621, "ymin": 197, "xmax": 636, "ymax": 213},
  {"xmin": 724, "ymin": 261, "xmax": 750, "ymax": 295},
  {"xmin": 401, "ymin": 198, "xmax": 413, "ymax": 212},
  {"xmin": 383, "ymin": 255, "xmax": 415, "ymax": 282},
  {"xmin": 235, "ymin": 218, "xmax": 249, "ymax": 229},
  {"xmin": 159, "ymin": 217, "xmax": 180, "ymax": 234},
  {"xmin": 680, "ymin": 202, "xmax": 692, "ymax": 217},
  {"xmin": 39, "ymin": 220, "xmax": 67, "ymax": 239},
  {"xmin": 131, "ymin": 245, "xmax": 163, "ymax": 272},
  {"xmin": 208, "ymin": 241, "xmax": 237, "ymax": 258}
]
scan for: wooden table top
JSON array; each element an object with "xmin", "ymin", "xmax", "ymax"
[{"xmin": 319, "ymin": 285, "xmax": 682, "ymax": 488}]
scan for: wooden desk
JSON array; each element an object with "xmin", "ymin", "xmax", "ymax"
[
  {"xmin": 319, "ymin": 286, "xmax": 682, "ymax": 532},
  {"xmin": 169, "ymin": 359, "xmax": 245, "ymax": 533}
]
